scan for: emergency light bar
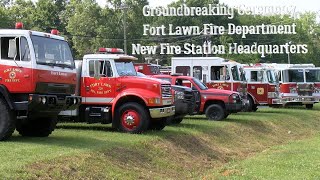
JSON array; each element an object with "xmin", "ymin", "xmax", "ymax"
[
  {"xmin": 51, "ymin": 29, "xmax": 59, "ymax": 35},
  {"xmin": 98, "ymin": 48, "xmax": 124, "ymax": 54},
  {"xmin": 15, "ymin": 22, "xmax": 23, "ymax": 29}
]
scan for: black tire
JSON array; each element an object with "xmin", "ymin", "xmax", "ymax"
[
  {"xmin": 0, "ymin": 98, "xmax": 16, "ymax": 141},
  {"xmin": 306, "ymin": 104, "xmax": 313, "ymax": 109},
  {"xmin": 149, "ymin": 118, "xmax": 167, "ymax": 130},
  {"xmin": 205, "ymin": 104, "xmax": 225, "ymax": 121},
  {"xmin": 116, "ymin": 102, "xmax": 149, "ymax": 133},
  {"xmin": 172, "ymin": 117, "xmax": 183, "ymax": 124},
  {"xmin": 16, "ymin": 117, "xmax": 57, "ymax": 137},
  {"xmin": 224, "ymin": 113, "xmax": 229, "ymax": 119},
  {"xmin": 247, "ymin": 96, "xmax": 258, "ymax": 112}
]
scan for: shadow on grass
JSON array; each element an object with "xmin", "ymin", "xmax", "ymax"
[
  {"xmin": 8, "ymin": 134, "xmax": 122, "ymax": 150},
  {"xmin": 56, "ymin": 124, "xmax": 116, "ymax": 132}
]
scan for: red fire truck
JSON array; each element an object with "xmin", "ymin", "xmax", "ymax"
[
  {"xmin": 242, "ymin": 64, "xmax": 281, "ymax": 111},
  {"xmin": 0, "ymin": 23, "xmax": 81, "ymax": 140},
  {"xmin": 272, "ymin": 64, "xmax": 320, "ymax": 109},
  {"xmin": 150, "ymin": 74, "xmax": 244, "ymax": 120},
  {"xmin": 59, "ymin": 48, "xmax": 175, "ymax": 133},
  {"xmin": 171, "ymin": 57, "xmax": 249, "ymax": 108},
  {"xmin": 134, "ymin": 63, "xmax": 161, "ymax": 75}
]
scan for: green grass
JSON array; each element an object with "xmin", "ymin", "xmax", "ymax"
[
  {"xmin": 210, "ymin": 133, "xmax": 320, "ymax": 179},
  {"xmin": 0, "ymin": 105, "xmax": 319, "ymax": 179}
]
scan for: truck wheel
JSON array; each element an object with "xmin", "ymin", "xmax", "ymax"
[
  {"xmin": 117, "ymin": 102, "xmax": 149, "ymax": 133},
  {"xmin": 173, "ymin": 117, "xmax": 183, "ymax": 124},
  {"xmin": 0, "ymin": 98, "xmax": 16, "ymax": 141},
  {"xmin": 16, "ymin": 117, "xmax": 57, "ymax": 137},
  {"xmin": 205, "ymin": 104, "xmax": 225, "ymax": 121},
  {"xmin": 306, "ymin": 104, "xmax": 313, "ymax": 109},
  {"xmin": 149, "ymin": 118, "xmax": 167, "ymax": 130},
  {"xmin": 247, "ymin": 96, "xmax": 258, "ymax": 112}
]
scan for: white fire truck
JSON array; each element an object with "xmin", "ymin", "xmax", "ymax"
[
  {"xmin": 60, "ymin": 48, "xmax": 175, "ymax": 133},
  {"xmin": 268, "ymin": 63, "xmax": 320, "ymax": 109},
  {"xmin": 0, "ymin": 22, "xmax": 80, "ymax": 140},
  {"xmin": 171, "ymin": 57, "xmax": 248, "ymax": 107}
]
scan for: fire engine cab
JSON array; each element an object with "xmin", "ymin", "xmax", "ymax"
[
  {"xmin": 271, "ymin": 63, "xmax": 320, "ymax": 109},
  {"xmin": 242, "ymin": 64, "xmax": 281, "ymax": 111},
  {"xmin": 134, "ymin": 63, "xmax": 160, "ymax": 75},
  {"xmin": 0, "ymin": 23, "xmax": 81, "ymax": 140},
  {"xmin": 60, "ymin": 48, "xmax": 175, "ymax": 133},
  {"xmin": 171, "ymin": 57, "xmax": 248, "ymax": 106}
]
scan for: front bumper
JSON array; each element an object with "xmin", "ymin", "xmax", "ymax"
[
  {"xmin": 280, "ymin": 96, "xmax": 318, "ymax": 105},
  {"xmin": 225, "ymin": 103, "xmax": 243, "ymax": 113},
  {"xmin": 149, "ymin": 106, "xmax": 175, "ymax": 118},
  {"xmin": 15, "ymin": 94, "xmax": 81, "ymax": 112}
]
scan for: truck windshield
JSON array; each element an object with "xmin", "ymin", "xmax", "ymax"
[
  {"xmin": 231, "ymin": 65, "xmax": 240, "ymax": 81},
  {"xmin": 283, "ymin": 69, "xmax": 304, "ymax": 82},
  {"xmin": 115, "ymin": 60, "xmax": 137, "ymax": 76},
  {"xmin": 31, "ymin": 35, "xmax": 74, "ymax": 68},
  {"xmin": 306, "ymin": 69, "xmax": 320, "ymax": 82},
  {"xmin": 193, "ymin": 77, "xmax": 208, "ymax": 90},
  {"xmin": 148, "ymin": 65, "xmax": 160, "ymax": 74},
  {"xmin": 266, "ymin": 70, "xmax": 276, "ymax": 83}
]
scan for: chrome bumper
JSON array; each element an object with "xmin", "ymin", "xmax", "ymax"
[{"xmin": 149, "ymin": 106, "xmax": 175, "ymax": 118}]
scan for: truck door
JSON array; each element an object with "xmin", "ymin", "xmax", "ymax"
[
  {"xmin": 208, "ymin": 65, "xmax": 231, "ymax": 90},
  {"xmin": 247, "ymin": 70, "xmax": 268, "ymax": 104},
  {"xmin": 82, "ymin": 59, "xmax": 116, "ymax": 105},
  {"xmin": 0, "ymin": 36, "xmax": 33, "ymax": 92}
]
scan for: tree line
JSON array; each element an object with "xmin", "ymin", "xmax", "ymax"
[{"xmin": 0, "ymin": 0, "xmax": 319, "ymax": 65}]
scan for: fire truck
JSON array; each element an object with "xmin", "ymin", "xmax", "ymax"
[
  {"xmin": 59, "ymin": 48, "xmax": 175, "ymax": 133},
  {"xmin": 271, "ymin": 63, "xmax": 320, "ymax": 109},
  {"xmin": 242, "ymin": 64, "xmax": 281, "ymax": 111},
  {"xmin": 171, "ymin": 57, "xmax": 248, "ymax": 108},
  {"xmin": 0, "ymin": 22, "xmax": 81, "ymax": 140},
  {"xmin": 134, "ymin": 63, "xmax": 160, "ymax": 75},
  {"xmin": 150, "ymin": 74, "xmax": 244, "ymax": 120}
]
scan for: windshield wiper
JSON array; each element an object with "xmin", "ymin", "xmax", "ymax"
[
  {"xmin": 56, "ymin": 63, "xmax": 74, "ymax": 69},
  {"xmin": 37, "ymin": 61, "xmax": 55, "ymax": 67}
]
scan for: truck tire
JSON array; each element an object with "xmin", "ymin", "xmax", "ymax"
[
  {"xmin": 149, "ymin": 118, "xmax": 166, "ymax": 130},
  {"xmin": 16, "ymin": 117, "xmax": 57, "ymax": 137},
  {"xmin": 0, "ymin": 98, "xmax": 16, "ymax": 141},
  {"xmin": 117, "ymin": 102, "xmax": 149, "ymax": 133},
  {"xmin": 173, "ymin": 117, "xmax": 183, "ymax": 124},
  {"xmin": 306, "ymin": 104, "xmax": 313, "ymax": 109},
  {"xmin": 247, "ymin": 96, "xmax": 258, "ymax": 112},
  {"xmin": 205, "ymin": 104, "xmax": 225, "ymax": 121}
]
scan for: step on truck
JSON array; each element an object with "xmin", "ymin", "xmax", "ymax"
[
  {"xmin": 59, "ymin": 48, "xmax": 175, "ymax": 133},
  {"xmin": 151, "ymin": 74, "xmax": 244, "ymax": 120},
  {"xmin": 0, "ymin": 22, "xmax": 81, "ymax": 140},
  {"xmin": 242, "ymin": 63, "xmax": 281, "ymax": 111}
]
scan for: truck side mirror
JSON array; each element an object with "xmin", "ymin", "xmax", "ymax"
[
  {"xmin": 93, "ymin": 60, "xmax": 101, "ymax": 80},
  {"xmin": 8, "ymin": 39, "xmax": 17, "ymax": 59}
]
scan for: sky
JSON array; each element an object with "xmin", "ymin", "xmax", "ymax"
[{"xmin": 96, "ymin": 0, "xmax": 320, "ymax": 13}]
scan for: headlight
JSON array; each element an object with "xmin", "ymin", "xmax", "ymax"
[
  {"xmin": 148, "ymin": 98, "xmax": 161, "ymax": 104},
  {"xmin": 41, "ymin": 97, "xmax": 47, "ymax": 104},
  {"xmin": 230, "ymin": 94, "xmax": 240, "ymax": 103},
  {"xmin": 175, "ymin": 91, "xmax": 184, "ymax": 100}
]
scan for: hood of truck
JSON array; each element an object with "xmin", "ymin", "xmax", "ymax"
[{"xmin": 202, "ymin": 88, "xmax": 238, "ymax": 96}]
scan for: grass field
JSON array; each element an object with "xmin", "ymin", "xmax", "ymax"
[{"xmin": 1, "ymin": 105, "xmax": 320, "ymax": 179}]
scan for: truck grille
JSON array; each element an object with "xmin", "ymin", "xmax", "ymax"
[
  {"xmin": 297, "ymin": 83, "xmax": 313, "ymax": 96},
  {"xmin": 161, "ymin": 84, "xmax": 172, "ymax": 98}
]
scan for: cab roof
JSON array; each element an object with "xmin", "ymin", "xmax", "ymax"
[
  {"xmin": 84, "ymin": 53, "xmax": 138, "ymax": 61},
  {"xmin": 0, "ymin": 29, "xmax": 65, "ymax": 40}
]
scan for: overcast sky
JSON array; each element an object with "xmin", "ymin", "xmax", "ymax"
[{"xmin": 96, "ymin": 0, "xmax": 320, "ymax": 13}]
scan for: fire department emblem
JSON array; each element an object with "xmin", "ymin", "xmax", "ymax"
[
  {"xmin": 9, "ymin": 71, "xmax": 16, "ymax": 79},
  {"xmin": 257, "ymin": 88, "xmax": 264, "ymax": 95}
]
